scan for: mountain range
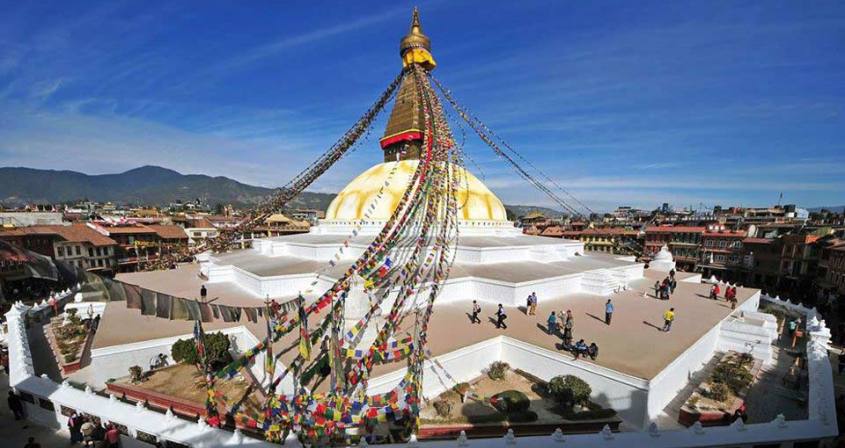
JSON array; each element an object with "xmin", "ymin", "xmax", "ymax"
[{"xmin": 0, "ymin": 166, "xmax": 560, "ymax": 217}]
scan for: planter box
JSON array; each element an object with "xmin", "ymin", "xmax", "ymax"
[
  {"xmin": 44, "ymin": 319, "xmax": 94, "ymax": 376},
  {"xmin": 420, "ymin": 417, "xmax": 621, "ymax": 440}
]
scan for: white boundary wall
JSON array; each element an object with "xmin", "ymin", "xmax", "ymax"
[{"xmin": 4, "ymin": 291, "xmax": 837, "ymax": 447}]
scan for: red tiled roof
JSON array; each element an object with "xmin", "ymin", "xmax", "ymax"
[
  {"xmin": 100, "ymin": 225, "xmax": 157, "ymax": 235},
  {"xmin": 24, "ymin": 224, "xmax": 117, "ymax": 246},
  {"xmin": 147, "ymin": 224, "xmax": 188, "ymax": 240},
  {"xmin": 645, "ymin": 226, "xmax": 706, "ymax": 233},
  {"xmin": 581, "ymin": 228, "xmax": 639, "ymax": 236}
]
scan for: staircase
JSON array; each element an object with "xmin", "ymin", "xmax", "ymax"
[{"xmin": 581, "ymin": 269, "xmax": 623, "ymax": 296}]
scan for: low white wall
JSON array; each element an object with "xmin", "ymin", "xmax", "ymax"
[
  {"xmin": 500, "ymin": 336, "xmax": 651, "ymax": 428},
  {"xmin": 87, "ymin": 326, "xmax": 261, "ymax": 388}
]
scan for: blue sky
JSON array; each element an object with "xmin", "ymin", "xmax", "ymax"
[{"xmin": 1, "ymin": 1, "xmax": 843, "ymax": 212}]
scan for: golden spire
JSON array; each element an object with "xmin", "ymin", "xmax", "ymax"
[{"xmin": 400, "ymin": 7, "xmax": 436, "ymax": 70}]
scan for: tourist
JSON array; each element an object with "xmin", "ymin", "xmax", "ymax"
[
  {"xmin": 529, "ymin": 292, "xmax": 538, "ymax": 315},
  {"xmin": 588, "ymin": 342, "xmax": 599, "ymax": 360},
  {"xmin": 653, "ymin": 281, "xmax": 660, "ymax": 299},
  {"xmin": 710, "ymin": 283, "xmax": 721, "ymax": 300},
  {"xmin": 727, "ymin": 286, "xmax": 737, "ymax": 309},
  {"xmin": 604, "ymin": 299, "xmax": 614, "ymax": 325},
  {"xmin": 23, "ymin": 437, "xmax": 41, "ymax": 448},
  {"xmin": 200, "ymin": 284, "xmax": 207, "ymax": 301},
  {"xmin": 573, "ymin": 339, "xmax": 588, "ymax": 360},
  {"xmin": 469, "ymin": 300, "xmax": 481, "ymax": 324},
  {"xmin": 669, "ymin": 276, "xmax": 677, "ymax": 294},
  {"xmin": 547, "ymin": 311, "xmax": 557, "ymax": 335},
  {"xmin": 48, "ymin": 295, "xmax": 58, "ymax": 316},
  {"xmin": 787, "ymin": 318, "xmax": 800, "ymax": 339},
  {"xmin": 563, "ymin": 310, "xmax": 574, "ymax": 345},
  {"xmin": 80, "ymin": 418, "xmax": 96, "ymax": 446},
  {"xmin": 525, "ymin": 294, "xmax": 532, "ymax": 315},
  {"xmin": 495, "ymin": 304, "xmax": 507, "ymax": 329},
  {"xmin": 105, "ymin": 424, "xmax": 121, "ymax": 448},
  {"xmin": 662, "ymin": 308, "xmax": 675, "ymax": 332},
  {"xmin": 68, "ymin": 412, "xmax": 83, "ymax": 444},
  {"xmin": 7, "ymin": 390, "xmax": 23, "ymax": 420}
]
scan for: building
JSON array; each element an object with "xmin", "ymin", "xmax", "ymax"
[
  {"xmin": 0, "ymin": 211, "xmax": 64, "ymax": 227},
  {"xmin": 88, "ymin": 222, "xmax": 188, "ymax": 272},
  {"xmin": 698, "ymin": 225, "xmax": 747, "ymax": 281},
  {"xmin": 778, "ymin": 234, "xmax": 822, "ymax": 295},
  {"xmin": 0, "ymin": 224, "xmax": 118, "ymax": 272},
  {"xmin": 550, "ymin": 227, "xmax": 640, "ymax": 255},
  {"xmin": 740, "ymin": 237, "xmax": 782, "ymax": 292},
  {"xmin": 821, "ymin": 243, "xmax": 845, "ymax": 297},
  {"xmin": 644, "ymin": 226, "xmax": 705, "ymax": 271}
]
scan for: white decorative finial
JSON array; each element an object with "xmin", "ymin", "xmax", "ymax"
[
  {"xmin": 552, "ymin": 428, "xmax": 565, "ymax": 442},
  {"xmin": 731, "ymin": 418, "xmax": 746, "ymax": 431},
  {"xmin": 135, "ymin": 401, "xmax": 145, "ymax": 412},
  {"xmin": 109, "ymin": 394, "xmax": 117, "ymax": 403},
  {"xmin": 407, "ymin": 433, "xmax": 419, "ymax": 447},
  {"xmin": 457, "ymin": 430, "xmax": 469, "ymax": 446},
  {"xmin": 504, "ymin": 428, "xmax": 516, "ymax": 444},
  {"xmin": 600, "ymin": 424, "xmax": 613, "ymax": 440},
  {"xmin": 774, "ymin": 414, "xmax": 787, "ymax": 428},
  {"xmin": 691, "ymin": 421, "xmax": 705, "ymax": 435},
  {"xmin": 229, "ymin": 429, "xmax": 244, "ymax": 444},
  {"xmin": 648, "ymin": 422, "xmax": 660, "ymax": 437},
  {"xmin": 358, "ymin": 436, "xmax": 369, "ymax": 447},
  {"xmin": 165, "ymin": 408, "xmax": 174, "ymax": 420}
]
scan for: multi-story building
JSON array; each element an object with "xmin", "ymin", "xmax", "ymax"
[
  {"xmin": 778, "ymin": 234, "xmax": 822, "ymax": 295},
  {"xmin": 88, "ymin": 222, "xmax": 188, "ymax": 272},
  {"xmin": 740, "ymin": 237, "xmax": 781, "ymax": 292},
  {"xmin": 644, "ymin": 226, "xmax": 705, "ymax": 271},
  {"xmin": 0, "ymin": 224, "xmax": 118, "ymax": 272},
  {"xmin": 555, "ymin": 228, "xmax": 640, "ymax": 255},
  {"xmin": 821, "ymin": 243, "xmax": 845, "ymax": 297},
  {"xmin": 698, "ymin": 226, "xmax": 747, "ymax": 281}
]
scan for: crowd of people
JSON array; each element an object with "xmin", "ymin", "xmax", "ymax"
[{"xmin": 67, "ymin": 412, "xmax": 121, "ymax": 447}]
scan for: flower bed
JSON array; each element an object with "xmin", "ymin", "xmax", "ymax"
[
  {"xmin": 419, "ymin": 367, "xmax": 619, "ymax": 440},
  {"xmin": 679, "ymin": 351, "xmax": 761, "ymax": 427},
  {"xmin": 45, "ymin": 312, "xmax": 93, "ymax": 375}
]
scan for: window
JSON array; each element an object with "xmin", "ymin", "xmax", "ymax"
[
  {"xmin": 75, "ymin": 246, "xmax": 81, "ymax": 256},
  {"xmin": 719, "ymin": 240, "xmax": 727, "ymax": 248},
  {"xmin": 88, "ymin": 248, "xmax": 93, "ymax": 257},
  {"xmin": 57, "ymin": 246, "xmax": 64, "ymax": 257}
]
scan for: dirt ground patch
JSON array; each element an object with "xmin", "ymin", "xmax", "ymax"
[
  {"xmin": 122, "ymin": 363, "xmax": 264, "ymax": 414},
  {"xmin": 420, "ymin": 370, "xmax": 563, "ymax": 424}
]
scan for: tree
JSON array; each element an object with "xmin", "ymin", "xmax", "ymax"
[
  {"xmin": 549, "ymin": 375, "xmax": 592, "ymax": 407},
  {"xmin": 171, "ymin": 332, "xmax": 232, "ymax": 368}
]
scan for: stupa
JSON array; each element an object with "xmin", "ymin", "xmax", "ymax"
[{"xmin": 200, "ymin": 11, "xmax": 643, "ymax": 304}]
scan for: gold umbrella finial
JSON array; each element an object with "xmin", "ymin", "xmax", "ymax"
[{"xmin": 399, "ymin": 7, "xmax": 436, "ymax": 69}]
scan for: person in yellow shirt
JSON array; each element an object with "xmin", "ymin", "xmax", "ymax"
[{"xmin": 662, "ymin": 308, "xmax": 675, "ymax": 332}]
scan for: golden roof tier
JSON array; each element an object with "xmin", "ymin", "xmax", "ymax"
[
  {"xmin": 325, "ymin": 160, "xmax": 507, "ymax": 222},
  {"xmin": 379, "ymin": 8, "xmax": 437, "ymax": 162}
]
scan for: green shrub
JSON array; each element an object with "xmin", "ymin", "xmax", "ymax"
[
  {"xmin": 737, "ymin": 353, "xmax": 754, "ymax": 367},
  {"xmin": 487, "ymin": 361, "xmax": 509, "ymax": 381},
  {"xmin": 490, "ymin": 390, "xmax": 530, "ymax": 414},
  {"xmin": 707, "ymin": 383, "xmax": 730, "ymax": 402},
  {"xmin": 171, "ymin": 332, "xmax": 231, "ymax": 367},
  {"xmin": 711, "ymin": 363, "xmax": 753, "ymax": 394},
  {"xmin": 129, "ymin": 365, "xmax": 144, "ymax": 384},
  {"xmin": 433, "ymin": 400, "xmax": 451, "ymax": 418},
  {"xmin": 549, "ymin": 375, "xmax": 592, "ymax": 407}
]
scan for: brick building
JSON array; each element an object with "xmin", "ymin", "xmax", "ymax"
[
  {"xmin": 698, "ymin": 226, "xmax": 747, "ymax": 282},
  {"xmin": 644, "ymin": 226, "xmax": 705, "ymax": 271}
]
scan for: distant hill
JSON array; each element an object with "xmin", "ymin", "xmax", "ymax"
[
  {"xmin": 807, "ymin": 205, "xmax": 845, "ymax": 213},
  {"xmin": 504, "ymin": 204, "xmax": 566, "ymax": 219},
  {"xmin": 0, "ymin": 166, "xmax": 336, "ymax": 210}
]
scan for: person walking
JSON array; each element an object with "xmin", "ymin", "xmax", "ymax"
[
  {"xmin": 547, "ymin": 311, "xmax": 557, "ymax": 335},
  {"xmin": 7, "ymin": 390, "xmax": 23, "ymax": 420},
  {"xmin": 710, "ymin": 283, "xmax": 721, "ymax": 300},
  {"xmin": 105, "ymin": 424, "xmax": 121, "ymax": 448},
  {"xmin": 495, "ymin": 304, "xmax": 508, "ymax": 329},
  {"xmin": 604, "ymin": 299, "xmax": 614, "ymax": 325},
  {"xmin": 200, "ymin": 284, "xmax": 208, "ymax": 301},
  {"xmin": 654, "ymin": 281, "xmax": 660, "ymax": 299},
  {"xmin": 48, "ymin": 295, "xmax": 59, "ymax": 316},
  {"xmin": 470, "ymin": 300, "xmax": 481, "ymax": 324},
  {"xmin": 68, "ymin": 412, "xmax": 83, "ymax": 445},
  {"xmin": 669, "ymin": 276, "xmax": 677, "ymax": 295},
  {"xmin": 529, "ymin": 292, "xmax": 538, "ymax": 315},
  {"xmin": 525, "ymin": 294, "xmax": 532, "ymax": 315},
  {"xmin": 662, "ymin": 308, "xmax": 675, "ymax": 332},
  {"xmin": 80, "ymin": 418, "xmax": 96, "ymax": 447},
  {"xmin": 563, "ymin": 310, "xmax": 574, "ymax": 345}
]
